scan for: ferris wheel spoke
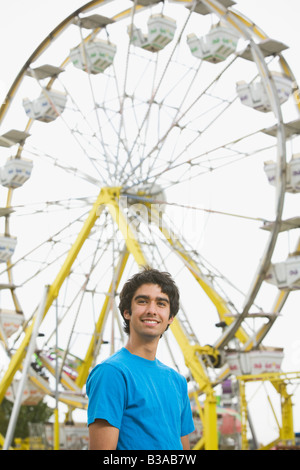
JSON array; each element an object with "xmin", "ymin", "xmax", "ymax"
[
  {"xmin": 114, "ymin": 2, "xmax": 142, "ymax": 176},
  {"xmin": 120, "ymin": 56, "xmax": 240, "ymax": 186},
  {"xmin": 0, "ymin": 207, "xmax": 91, "ymax": 285},
  {"xmin": 26, "ymin": 68, "xmax": 108, "ymax": 183},
  {"xmin": 46, "ymin": 244, "xmax": 104, "ymax": 374},
  {"xmin": 56, "ymin": 79, "xmax": 117, "ymax": 180},
  {"xmin": 118, "ymin": 5, "xmax": 196, "ymax": 181},
  {"xmin": 78, "ymin": 24, "xmax": 117, "ymax": 181},
  {"xmin": 130, "ymin": 198, "xmax": 268, "ymax": 347}
]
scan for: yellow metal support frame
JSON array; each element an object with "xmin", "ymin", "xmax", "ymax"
[
  {"xmin": 0, "ymin": 186, "xmax": 266, "ymax": 450},
  {"xmin": 75, "ymin": 247, "xmax": 130, "ymax": 389},
  {"xmin": 239, "ymin": 381, "xmax": 249, "ymax": 450},
  {"xmin": 0, "ymin": 187, "xmax": 120, "ymax": 402},
  {"xmin": 237, "ymin": 371, "xmax": 300, "ymax": 449},
  {"xmin": 2, "ymin": 186, "xmax": 298, "ymax": 451},
  {"xmin": 0, "ymin": 187, "xmax": 219, "ymax": 449}
]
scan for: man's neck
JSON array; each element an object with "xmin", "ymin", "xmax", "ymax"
[{"xmin": 125, "ymin": 337, "xmax": 158, "ymax": 361}]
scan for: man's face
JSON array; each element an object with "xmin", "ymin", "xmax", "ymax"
[{"xmin": 124, "ymin": 283, "xmax": 173, "ymax": 340}]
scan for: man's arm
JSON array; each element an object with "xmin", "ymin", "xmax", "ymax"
[
  {"xmin": 181, "ymin": 435, "xmax": 190, "ymax": 450},
  {"xmin": 89, "ymin": 419, "xmax": 119, "ymax": 450}
]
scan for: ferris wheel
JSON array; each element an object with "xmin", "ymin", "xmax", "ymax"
[{"xmin": 0, "ymin": 0, "xmax": 300, "ymax": 450}]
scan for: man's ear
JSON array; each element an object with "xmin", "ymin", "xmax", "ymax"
[
  {"xmin": 123, "ymin": 309, "xmax": 131, "ymax": 320},
  {"xmin": 168, "ymin": 316, "xmax": 174, "ymax": 326}
]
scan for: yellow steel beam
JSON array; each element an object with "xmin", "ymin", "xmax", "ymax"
[
  {"xmin": 170, "ymin": 319, "xmax": 217, "ymax": 395},
  {"xmin": 272, "ymin": 381, "xmax": 295, "ymax": 443},
  {"xmin": 0, "ymin": 187, "xmax": 119, "ymax": 403},
  {"xmin": 38, "ymin": 354, "xmax": 81, "ymax": 392},
  {"xmin": 30, "ymin": 372, "xmax": 87, "ymax": 409},
  {"xmin": 53, "ymin": 408, "xmax": 60, "ymax": 450},
  {"xmin": 190, "ymin": 392, "xmax": 205, "ymax": 450},
  {"xmin": 237, "ymin": 372, "xmax": 299, "ymax": 448},
  {"xmin": 193, "ymin": 437, "xmax": 205, "ymax": 450},
  {"xmin": 237, "ymin": 371, "xmax": 300, "ymax": 383},
  {"xmin": 258, "ymin": 437, "xmax": 281, "ymax": 451},
  {"xmin": 75, "ymin": 247, "xmax": 130, "ymax": 389},
  {"xmin": 279, "ymin": 56, "xmax": 300, "ymax": 114},
  {"xmin": 0, "ymin": 433, "xmax": 13, "ymax": 450},
  {"xmin": 203, "ymin": 391, "xmax": 218, "ymax": 450},
  {"xmin": 239, "ymin": 380, "xmax": 249, "ymax": 450},
  {"xmin": 229, "ymin": 10, "xmax": 267, "ymax": 40},
  {"xmin": 170, "ymin": 323, "xmax": 219, "ymax": 448},
  {"xmin": 106, "ymin": 196, "xmax": 147, "ymax": 268}
]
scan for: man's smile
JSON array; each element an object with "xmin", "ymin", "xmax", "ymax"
[{"xmin": 142, "ymin": 318, "xmax": 160, "ymax": 324}]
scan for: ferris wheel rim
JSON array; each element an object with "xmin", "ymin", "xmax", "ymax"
[
  {"xmin": 0, "ymin": 0, "xmax": 290, "ymax": 339},
  {"xmin": 4, "ymin": 3, "xmax": 286, "ymax": 308}
]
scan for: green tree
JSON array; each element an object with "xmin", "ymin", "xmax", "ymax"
[{"xmin": 0, "ymin": 398, "xmax": 53, "ymax": 442}]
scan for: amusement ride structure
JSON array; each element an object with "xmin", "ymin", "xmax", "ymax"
[{"xmin": 0, "ymin": 0, "xmax": 300, "ymax": 450}]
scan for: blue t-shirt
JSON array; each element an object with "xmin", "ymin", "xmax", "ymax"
[{"xmin": 86, "ymin": 348, "xmax": 194, "ymax": 450}]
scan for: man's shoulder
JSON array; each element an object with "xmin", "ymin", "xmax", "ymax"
[
  {"xmin": 103, "ymin": 348, "xmax": 126, "ymax": 364},
  {"xmin": 94, "ymin": 348, "xmax": 128, "ymax": 372},
  {"xmin": 86, "ymin": 349, "xmax": 128, "ymax": 393},
  {"xmin": 156, "ymin": 359, "xmax": 187, "ymax": 384}
]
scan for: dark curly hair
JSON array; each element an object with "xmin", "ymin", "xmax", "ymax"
[{"xmin": 118, "ymin": 267, "xmax": 180, "ymax": 335}]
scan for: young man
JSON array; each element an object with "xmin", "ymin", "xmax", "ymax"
[{"xmin": 86, "ymin": 268, "xmax": 195, "ymax": 450}]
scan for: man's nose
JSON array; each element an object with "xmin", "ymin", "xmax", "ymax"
[{"xmin": 147, "ymin": 301, "xmax": 157, "ymax": 314}]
